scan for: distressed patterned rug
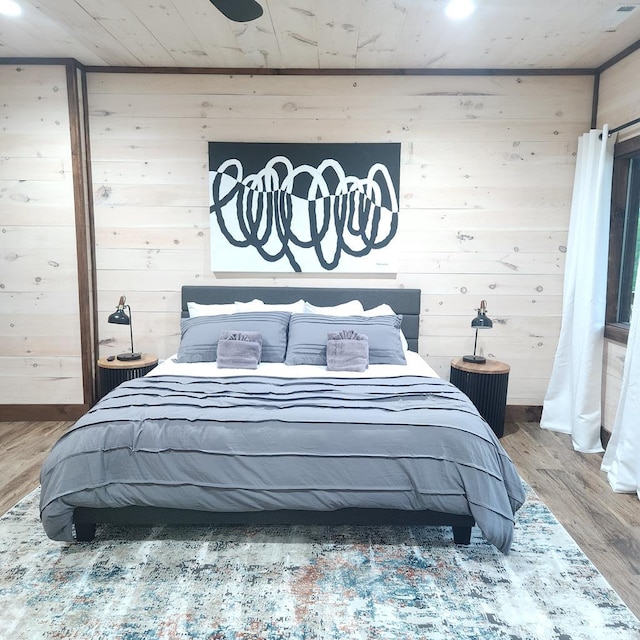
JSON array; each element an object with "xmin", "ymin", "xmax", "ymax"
[{"xmin": 0, "ymin": 486, "xmax": 638, "ymax": 640}]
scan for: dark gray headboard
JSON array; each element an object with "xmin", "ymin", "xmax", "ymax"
[{"xmin": 181, "ymin": 285, "xmax": 421, "ymax": 352}]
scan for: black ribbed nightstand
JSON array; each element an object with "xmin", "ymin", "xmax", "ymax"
[
  {"xmin": 97, "ymin": 353, "xmax": 158, "ymax": 400},
  {"xmin": 450, "ymin": 358, "xmax": 510, "ymax": 438}
]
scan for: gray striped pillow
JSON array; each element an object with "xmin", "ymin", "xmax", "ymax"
[
  {"xmin": 285, "ymin": 313, "xmax": 406, "ymax": 366},
  {"xmin": 175, "ymin": 311, "xmax": 290, "ymax": 363}
]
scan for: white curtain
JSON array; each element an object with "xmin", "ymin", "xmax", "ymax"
[
  {"xmin": 540, "ymin": 126, "xmax": 615, "ymax": 453},
  {"xmin": 601, "ymin": 289, "xmax": 640, "ymax": 499}
]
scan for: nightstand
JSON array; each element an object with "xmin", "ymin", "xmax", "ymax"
[
  {"xmin": 97, "ymin": 353, "xmax": 158, "ymax": 400},
  {"xmin": 449, "ymin": 358, "xmax": 510, "ymax": 438}
]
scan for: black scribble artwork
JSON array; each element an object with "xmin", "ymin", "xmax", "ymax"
[{"xmin": 209, "ymin": 142, "xmax": 400, "ymax": 272}]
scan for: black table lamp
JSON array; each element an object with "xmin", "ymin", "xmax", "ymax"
[
  {"xmin": 463, "ymin": 300, "xmax": 493, "ymax": 364},
  {"xmin": 108, "ymin": 295, "xmax": 141, "ymax": 361}
]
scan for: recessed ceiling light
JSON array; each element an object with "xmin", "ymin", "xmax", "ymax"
[
  {"xmin": 445, "ymin": 0, "xmax": 475, "ymax": 20},
  {"xmin": 0, "ymin": 0, "xmax": 21, "ymax": 17}
]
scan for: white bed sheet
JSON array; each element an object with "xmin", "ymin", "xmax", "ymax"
[{"xmin": 148, "ymin": 349, "xmax": 439, "ymax": 380}]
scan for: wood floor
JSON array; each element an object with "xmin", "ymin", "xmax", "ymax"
[
  {"xmin": 1, "ymin": 419, "xmax": 639, "ymax": 620},
  {"xmin": 0, "ymin": 420, "xmax": 74, "ymax": 516},
  {"xmin": 501, "ymin": 421, "xmax": 640, "ymax": 621}
]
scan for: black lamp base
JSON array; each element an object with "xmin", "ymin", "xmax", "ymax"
[
  {"xmin": 117, "ymin": 352, "xmax": 142, "ymax": 361},
  {"xmin": 463, "ymin": 354, "xmax": 486, "ymax": 364}
]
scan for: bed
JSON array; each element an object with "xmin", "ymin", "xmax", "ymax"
[{"xmin": 39, "ymin": 286, "xmax": 525, "ymax": 554}]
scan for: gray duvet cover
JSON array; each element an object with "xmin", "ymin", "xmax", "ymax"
[{"xmin": 40, "ymin": 374, "xmax": 525, "ymax": 553}]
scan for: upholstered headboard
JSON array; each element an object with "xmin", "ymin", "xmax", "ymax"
[{"xmin": 181, "ymin": 285, "xmax": 421, "ymax": 352}]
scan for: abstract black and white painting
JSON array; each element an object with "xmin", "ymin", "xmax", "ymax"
[{"xmin": 209, "ymin": 142, "xmax": 401, "ymax": 272}]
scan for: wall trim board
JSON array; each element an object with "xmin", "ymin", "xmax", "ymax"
[
  {"xmin": 597, "ymin": 37, "xmax": 640, "ymax": 74},
  {"xmin": 0, "ymin": 58, "xmax": 596, "ymax": 76},
  {"xmin": 66, "ymin": 61, "xmax": 99, "ymax": 405},
  {"xmin": 591, "ymin": 72, "xmax": 600, "ymax": 130},
  {"xmin": 0, "ymin": 405, "xmax": 89, "ymax": 421},
  {"xmin": 83, "ymin": 65, "xmax": 597, "ymax": 76},
  {"xmin": 0, "ymin": 57, "xmax": 85, "ymax": 68},
  {"xmin": 505, "ymin": 405, "xmax": 543, "ymax": 423}
]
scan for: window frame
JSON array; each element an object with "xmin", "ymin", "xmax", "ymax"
[{"xmin": 605, "ymin": 135, "xmax": 640, "ymax": 345}]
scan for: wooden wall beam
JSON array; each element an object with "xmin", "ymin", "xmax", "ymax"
[{"xmin": 66, "ymin": 61, "xmax": 99, "ymax": 405}]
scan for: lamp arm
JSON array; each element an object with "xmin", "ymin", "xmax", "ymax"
[
  {"xmin": 125, "ymin": 305, "xmax": 135, "ymax": 354},
  {"xmin": 473, "ymin": 328, "xmax": 479, "ymax": 357}
]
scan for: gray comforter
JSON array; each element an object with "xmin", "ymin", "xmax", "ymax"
[{"xmin": 40, "ymin": 374, "xmax": 525, "ymax": 553}]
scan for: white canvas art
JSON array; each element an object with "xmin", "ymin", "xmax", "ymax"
[{"xmin": 209, "ymin": 142, "xmax": 401, "ymax": 273}]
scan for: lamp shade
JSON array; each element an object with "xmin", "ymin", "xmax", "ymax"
[
  {"xmin": 471, "ymin": 313, "xmax": 493, "ymax": 329},
  {"xmin": 107, "ymin": 308, "xmax": 130, "ymax": 325},
  {"xmin": 210, "ymin": 0, "xmax": 263, "ymax": 22}
]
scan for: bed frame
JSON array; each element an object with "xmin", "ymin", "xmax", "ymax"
[{"xmin": 73, "ymin": 285, "xmax": 475, "ymax": 544}]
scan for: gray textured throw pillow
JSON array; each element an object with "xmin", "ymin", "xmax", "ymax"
[
  {"xmin": 285, "ymin": 313, "xmax": 406, "ymax": 366},
  {"xmin": 175, "ymin": 311, "xmax": 290, "ymax": 363}
]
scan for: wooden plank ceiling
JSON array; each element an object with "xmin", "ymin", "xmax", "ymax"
[{"xmin": 0, "ymin": 0, "xmax": 640, "ymax": 70}]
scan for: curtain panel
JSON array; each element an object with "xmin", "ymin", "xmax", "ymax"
[
  {"xmin": 540, "ymin": 127, "xmax": 615, "ymax": 453},
  {"xmin": 601, "ymin": 287, "xmax": 640, "ymax": 499}
]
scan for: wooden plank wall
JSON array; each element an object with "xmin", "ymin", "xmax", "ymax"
[
  {"xmin": 597, "ymin": 47, "xmax": 640, "ymax": 430},
  {"xmin": 88, "ymin": 72, "xmax": 593, "ymax": 405},
  {"xmin": 0, "ymin": 65, "xmax": 84, "ymax": 405}
]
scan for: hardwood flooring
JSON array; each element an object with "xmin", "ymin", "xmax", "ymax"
[
  {"xmin": 1, "ymin": 419, "xmax": 638, "ymax": 620},
  {"xmin": 0, "ymin": 420, "xmax": 73, "ymax": 515},
  {"xmin": 501, "ymin": 421, "xmax": 640, "ymax": 621}
]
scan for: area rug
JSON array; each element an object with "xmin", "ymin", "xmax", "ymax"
[{"xmin": 0, "ymin": 486, "xmax": 638, "ymax": 640}]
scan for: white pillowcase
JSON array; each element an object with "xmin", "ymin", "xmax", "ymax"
[
  {"xmin": 235, "ymin": 298, "xmax": 306, "ymax": 313},
  {"xmin": 187, "ymin": 301, "xmax": 237, "ymax": 317},
  {"xmin": 304, "ymin": 300, "xmax": 365, "ymax": 315},
  {"xmin": 362, "ymin": 303, "xmax": 409, "ymax": 352},
  {"xmin": 362, "ymin": 303, "xmax": 395, "ymax": 317}
]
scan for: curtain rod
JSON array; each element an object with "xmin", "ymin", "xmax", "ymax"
[{"xmin": 601, "ymin": 116, "xmax": 640, "ymax": 138}]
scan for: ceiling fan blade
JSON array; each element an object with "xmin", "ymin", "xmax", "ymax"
[{"xmin": 210, "ymin": 0, "xmax": 263, "ymax": 22}]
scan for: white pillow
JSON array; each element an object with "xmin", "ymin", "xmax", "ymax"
[
  {"xmin": 362, "ymin": 303, "xmax": 409, "ymax": 351},
  {"xmin": 303, "ymin": 300, "xmax": 365, "ymax": 316},
  {"xmin": 362, "ymin": 303, "xmax": 395, "ymax": 317},
  {"xmin": 234, "ymin": 298, "xmax": 263, "ymax": 310},
  {"xmin": 235, "ymin": 298, "xmax": 306, "ymax": 313},
  {"xmin": 187, "ymin": 301, "xmax": 238, "ymax": 317}
]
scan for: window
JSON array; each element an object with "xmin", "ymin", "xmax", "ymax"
[
  {"xmin": 606, "ymin": 136, "xmax": 640, "ymax": 343},
  {"xmin": 617, "ymin": 160, "xmax": 640, "ymax": 323}
]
